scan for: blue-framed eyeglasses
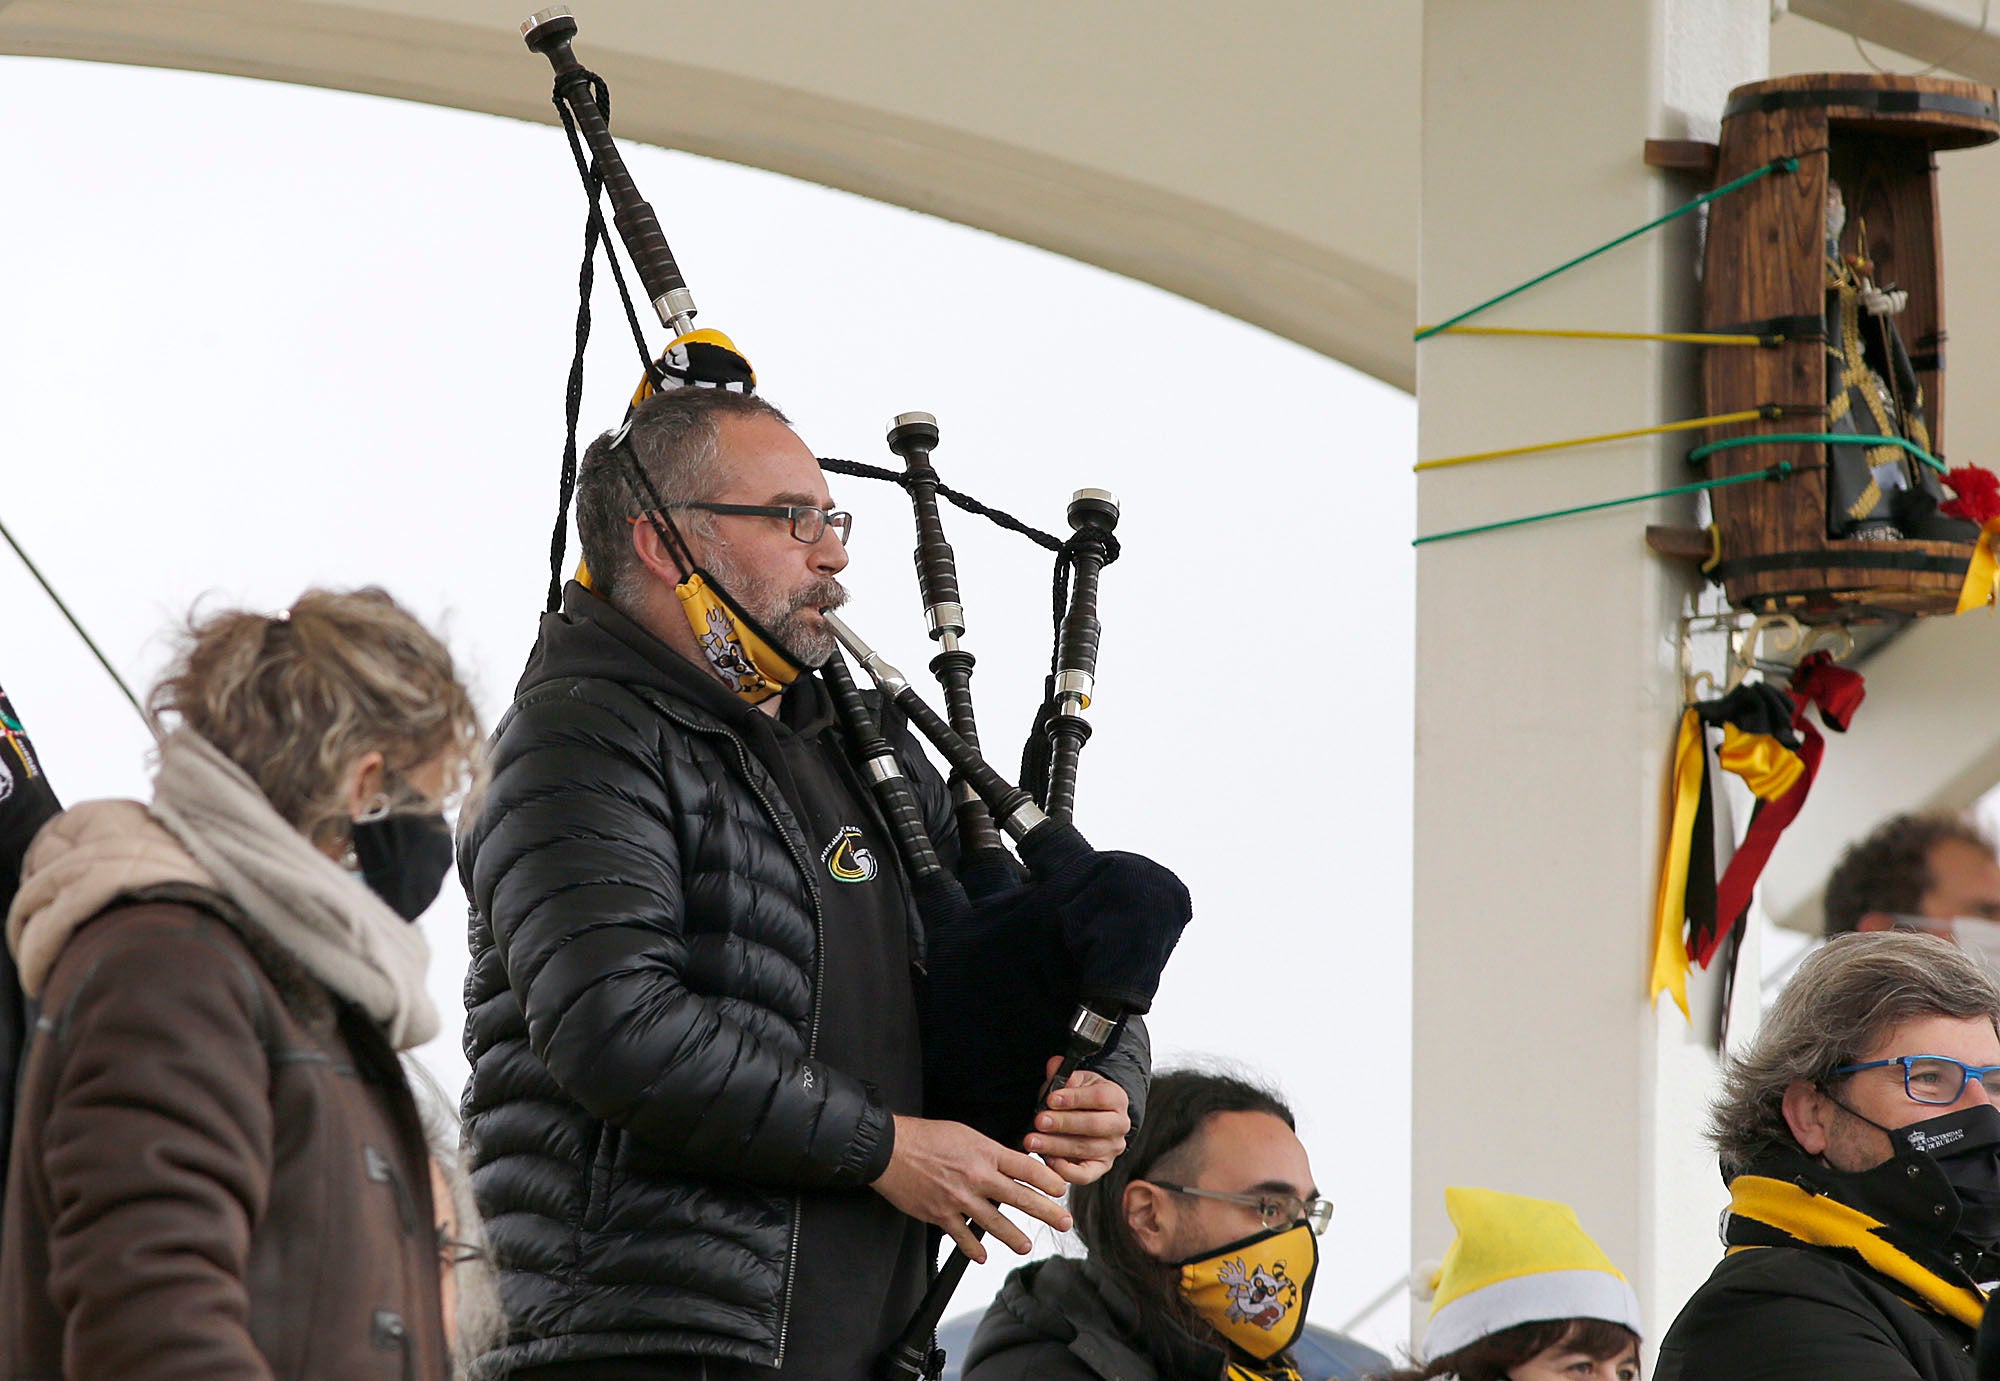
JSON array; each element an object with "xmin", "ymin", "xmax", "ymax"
[{"xmin": 1830, "ymin": 1054, "xmax": 2000, "ymax": 1105}]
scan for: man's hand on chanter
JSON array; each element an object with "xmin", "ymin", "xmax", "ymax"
[
  {"xmin": 1027, "ymin": 1060, "xmax": 1130, "ymax": 1187},
  {"xmin": 871, "ymin": 1116, "xmax": 1072, "ymax": 1262}
]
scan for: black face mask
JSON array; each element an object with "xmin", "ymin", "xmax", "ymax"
[
  {"xmin": 1827, "ymin": 1098, "xmax": 2000, "ymax": 1255},
  {"xmin": 1901, "ymin": 1105, "xmax": 2000, "ymax": 1250},
  {"xmin": 351, "ymin": 812, "xmax": 454, "ymax": 922}
]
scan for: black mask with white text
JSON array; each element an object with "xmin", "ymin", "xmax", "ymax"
[{"xmin": 1825, "ymin": 1098, "xmax": 2000, "ymax": 1260}]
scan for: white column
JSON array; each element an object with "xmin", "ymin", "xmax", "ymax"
[{"xmin": 1412, "ymin": 0, "xmax": 1767, "ymax": 1350}]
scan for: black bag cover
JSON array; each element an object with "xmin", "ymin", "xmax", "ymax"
[{"xmin": 915, "ymin": 822, "xmax": 1190, "ymax": 1142}]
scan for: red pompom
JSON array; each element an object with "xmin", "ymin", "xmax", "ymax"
[{"xmin": 1942, "ymin": 465, "xmax": 2000, "ymax": 526}]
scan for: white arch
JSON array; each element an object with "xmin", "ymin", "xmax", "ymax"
[{"xmin": 0, "ymin": 0, "xmax": 1422, "ymax": 389}]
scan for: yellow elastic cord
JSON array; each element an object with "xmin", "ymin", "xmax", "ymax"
[
  {"xmin": 1959, "ymin": 521, "xmax": 2000, "ymax": 615},
  {"xmin": 1728, "ymin": 1176, "xmax": 1987, "ymax": 1328},
  {"xmin": 1649, "ymin": 708, "xmax": 1704, "ymax": 1020},
  {"xmin": 1417, "ymin": 325, "xmax": 1772, "ymax": 347},
  {"xmin": 1415, "ymin": 410, "xmax": 1768, "ymax": 474},
  {"xmin": 1717, "ymin": 725, "xmax": 1805, "ymax": 802}
]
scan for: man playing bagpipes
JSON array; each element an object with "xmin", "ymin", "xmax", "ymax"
[{"xmin": 459, "ymin": 384, "xmax": 1174, "ymax": 1380}]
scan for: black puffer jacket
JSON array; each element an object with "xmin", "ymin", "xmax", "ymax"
[
  {"xmin": 463, "ymin": 586, "xmax": 1148, "ymax": 1376},
  {"xmin": 1656, "ymin": 1149, "xmax": 1983, "ymax": 1381}
]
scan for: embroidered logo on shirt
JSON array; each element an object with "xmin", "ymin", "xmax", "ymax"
[
  {"xmin": 0, "ymin": 694, "xmax": 40, "ymax": 793},
  {"xmin": 821, "ymin": 825, "xmax": 878, "ymax": 883}
]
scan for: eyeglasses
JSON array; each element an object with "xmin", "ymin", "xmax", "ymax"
[
  {"xmin": 1148, "ymin": 1181, "xmax": 1334, "ymax": 1235},
  {"xmin": 672, "ymin": 501, "xmax": 852, "ymax": 545},
  {"xmin": 1830, "ymin": 1054, "xmax": 2000, "ymax": 1105}
]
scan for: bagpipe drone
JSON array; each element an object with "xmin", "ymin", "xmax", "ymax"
[{"xmin": 520, "ymin": 12, "xmax": 1191, "ymax": 1377}]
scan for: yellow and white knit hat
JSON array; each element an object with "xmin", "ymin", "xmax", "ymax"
[{"xmin": 1418, "ymin": 1187, "xmax": 1642, "ymax": 1361}]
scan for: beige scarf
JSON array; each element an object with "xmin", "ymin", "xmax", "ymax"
[{"xmin": 11, "ymin": 730, "xmax": 437, "ymax": 1050}]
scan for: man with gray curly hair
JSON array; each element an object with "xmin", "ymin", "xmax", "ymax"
[{"xmin": 1657, "ymin": 932, "xmax": 2000, "ymax": 1380}]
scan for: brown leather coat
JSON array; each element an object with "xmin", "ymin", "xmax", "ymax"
[{"xmin": 0, "ymin": 895, "xmax": 448, "ymax": 1379}]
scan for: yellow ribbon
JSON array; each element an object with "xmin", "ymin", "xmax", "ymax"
[
  {"xmin": 1727, "ymin": 1175, "xmax": 1987, "ymax": 1328},
  {"xmin": 1649, "ymin": 709, "xmax": 1703, "ymax": 1019},
  {"xmin": 1957, "ymin": 519, "xmax": 2000, "ymax": 615},
  {"xmin": 1717, "ymin": 724, "xmax": 1805, "ymax": 802}
]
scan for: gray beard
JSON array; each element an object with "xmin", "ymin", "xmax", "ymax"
[{"xmin": 707, "ymin": 551, "xmax": 846, "ymax": 668}]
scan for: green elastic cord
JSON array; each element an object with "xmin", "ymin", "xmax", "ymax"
[
  {"xmin": 1414, "ymin": 156, "xmax": 1800, "ymax": 343},
  {"xmin": 1412, "ymin": 464, "xmax": 1794, "ymax": 547},
  {"xmin": 1686, "ymin": 431, "xmax": 1947, "ymax": 476}
]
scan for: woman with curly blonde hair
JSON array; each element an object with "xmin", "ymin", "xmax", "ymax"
[{"xmin": 0, "ymin": 588, "xmax": 483, "ymax": 1378}]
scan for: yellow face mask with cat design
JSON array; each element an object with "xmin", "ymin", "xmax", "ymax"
[{"xmin": 1176, "ymin": 1223, "xmax": 1318, "ymax": 1361}]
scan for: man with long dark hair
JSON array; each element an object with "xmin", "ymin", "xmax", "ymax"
[{"xmin": 965, "ymin": 1069, "xmax": 1332, "ymax": 1381}]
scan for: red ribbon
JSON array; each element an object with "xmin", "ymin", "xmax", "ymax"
[{"xmin": 1694, "ymin": 653, "xmax": 1865, "ymax": 966}]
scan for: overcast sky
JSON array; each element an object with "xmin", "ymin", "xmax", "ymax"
[{"xmin": 0, "ymin": 55, "xmax": 1418, "ymax": 1348}]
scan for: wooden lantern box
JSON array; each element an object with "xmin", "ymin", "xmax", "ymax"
[{"xmin": 1699, "ymin": 72, "xmax": 1998, "ymax": 622}]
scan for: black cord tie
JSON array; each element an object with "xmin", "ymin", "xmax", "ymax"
[
  {"xmin": 817, "ymin": 457, "xmax": 1063, "ymax": 552},
  {"xmin": 544, "ymin": 72, "xmax": 669, "ymax": 613}
]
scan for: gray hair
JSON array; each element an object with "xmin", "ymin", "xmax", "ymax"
[
  {"xmin": 147, "ymin": 588, "xmax": 485, "ymax": 852},
  {"xmin": 404, "ymin": 1059, "xmax": 504, "ymax": 1379},
  {"xmin": 572, "ymin": 387, "xmax": 791, "ymax": 609},
  {"xmin": 1710, "ymin": 931, "xmax": 2000, "ymax": 1174}
]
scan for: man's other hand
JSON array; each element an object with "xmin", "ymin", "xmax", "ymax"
[
  {"xmin": 871, "ymin": 1116, "xmax": 1072, "ymax": 1262},
  {"xmin": 1027, "ymin": 1060, "xmax": 1130, "ymax": 1186}
]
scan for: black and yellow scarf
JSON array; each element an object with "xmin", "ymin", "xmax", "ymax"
[
  {"xmin": 1726, "ymin": 1174, "xmax": 1987, "ymax": 1329},
  {"xmin": 1225, "ymin": 1363, "xmax": 1302, "ymax": 1381}
]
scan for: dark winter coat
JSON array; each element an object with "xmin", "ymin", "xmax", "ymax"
[
  {"xmin": 0, "ymin": 682, "xmax": 60, "ymax": 1187},
  {"xmin": 963, "ymin": 1256, "xmax": 1233, "ymax": 1381},
  {"xmin": 461, "ymin": 586, "xmax": 1149, "ymax": 1376},
  {"xmin": 1, "ymin": 894, "xmax": 447, "ymax": 1379},
  {"xmin": 1657, "ymin": 1150, "xmax": 1983, "ymax": 1381}
]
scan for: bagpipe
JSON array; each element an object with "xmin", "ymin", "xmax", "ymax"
[{"xmin": 520, "ymin": 11, "xmax": 1191, "ymax": 1376}]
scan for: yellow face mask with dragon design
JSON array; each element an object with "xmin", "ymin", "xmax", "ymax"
[{"xmin": 1176, "ymin": 1222, "xmax": 1318, "ymax": 1362}]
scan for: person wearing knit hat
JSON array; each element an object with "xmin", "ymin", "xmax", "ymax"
[{"xmin": 1376, "ymin": 1187, "xmax": 1641, "ymax": 1381}]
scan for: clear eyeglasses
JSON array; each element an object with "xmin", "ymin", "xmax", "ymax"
[
  {"xmin": 1148, "ymin": 1181, "xmax": 1334, "ymax": 1235},
  {"xmin": 675, "ymin": 501, "xmax": 853, "ymax": 545}
]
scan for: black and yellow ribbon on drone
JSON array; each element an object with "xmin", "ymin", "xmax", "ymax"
[
  {"xmin": 572, "ymin": 328, "xmax": 761, "ymax": 595},
  {"xmin": 630, "ymin": 328, "xmax": 756, "ymax": 405}
]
